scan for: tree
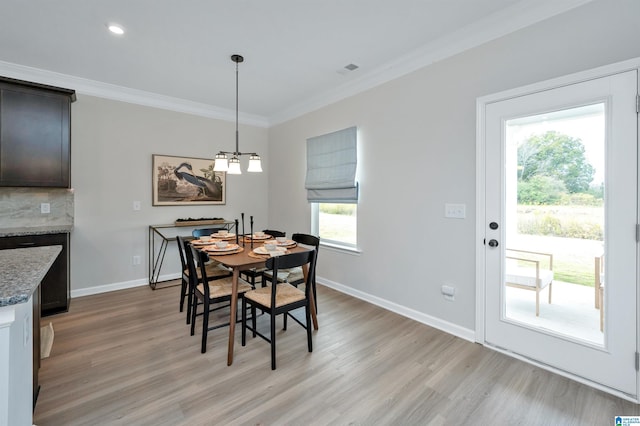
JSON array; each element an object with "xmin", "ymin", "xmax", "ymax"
[{"xmin": 518, "ymin": 130, "xmax": 595, "ymax": 193}]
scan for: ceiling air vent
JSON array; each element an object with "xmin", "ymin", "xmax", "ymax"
[{"xmin": 337, "ymin": 63, "xmax": 360, "ymax": 75}]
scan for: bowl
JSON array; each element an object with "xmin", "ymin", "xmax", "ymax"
[
  {"xmin": 264, "ymin": 243, "xmax": 277, "ymax": 251},
  {"xmin": 199, "ymin": 236, "xmax": 211, "ymax": 242},
  {"xmin": 217, "ymin": 230, "xmax": 228, "ymax": 236},
  {"xmin": 254, "ymin": 231, "xmax": 265, "ymax": 238},
  {"xmin": 276, "ymin": 237, "xmax": 287, "ymax": 243},
  {"xmin": 215, "ymin": 241, "xmax": 228, "ymax": 249}
]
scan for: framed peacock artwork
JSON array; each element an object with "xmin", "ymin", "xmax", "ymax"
[{"xmin": 152, "ymin": 154, "xmax": 226, "ymax": 206}]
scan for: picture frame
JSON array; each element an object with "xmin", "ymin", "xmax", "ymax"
[{"xmin": 152, "ymin": 154, "xmax": 225, "ymax": 206}]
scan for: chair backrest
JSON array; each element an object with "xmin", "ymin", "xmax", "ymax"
[
  {"xmin": 292, "ymin": 233, "xmax": 319, "ymax": 282},
  {"xmin": 263, "ymin": 229, "xmax": 286, "ymax": 238},
  {"xmin": 186, "ymin": 243, "xmax": 212, "ymax": 297},
  {"xmin": 176, "ymin": 235, "xmax": 189, "ymax": 271},
  {"xmin": 192, "ymin": 227, "xmax": 225, "ymax": 238},
  {"xmin": 265, "ymin": 250, "xmax": 317, "ymax": 302},
  {"xmin": 291, "ymin": 233, "xmax": 319, "ymax": 249}
]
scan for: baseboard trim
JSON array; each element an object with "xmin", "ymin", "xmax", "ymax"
[
  {"xmin": 71, "ymin": 273, "xmax": 180, "ymax": 298},
  {"xmin": 318, "ymin": 276, "xmax": 475, "ymax": 343}
]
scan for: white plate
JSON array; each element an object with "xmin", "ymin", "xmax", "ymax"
[
  {"xmin": 191, "ymin": 239, "xmax": 215, "ymax": 245},
  {"xmin": 212, "ymin": 232, "xmax": 235, "ymax": 238},
  {"xmin": 248, "ymin": 234, "xmax": 272, "ymax": 240},
  {"xmin": 275, "ymin": 239, "xmax": 295, "ymax": 246},
  {"xmin": 204, "ymin": 243, "xmax": 239, "ymax": 252},
  {"xmin": 253, "ymin": 246, "xmax": 286, "ymax": 255}
]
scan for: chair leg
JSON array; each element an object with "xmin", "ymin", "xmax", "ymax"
[
  {"xmin": 283, "ymin": 312, "xmax": 288, "ymax": 330},
  {"xmin": 251, "ymin": 306, "xmax": 257, "ymax": 338},
  {"xmin": 271, "ymin": 311, "xmax": 277, "ymax": 370},
  {"xmin": 242, "ymin": 298, "xmax": 247, "ymax": 346},
  {"xmin": 201, "ymin": 300, "xmax": 209, "ymax": 353},
  {"xmin": 535, "ymin": 288, "xmax": 540, "ymax": 317},
  {"xmin": 306, "ymin": 304, "xmax": 312, "ymax": 352},
  {"xmin": 314, "ymin": 281, "xmax": 318, "ymax": 313},
  {"xmin": 186, "ymin": 279, "xmax": 193, "ymax": 324},
  {"xmin": 179, "ymin": 278, "xmax": 187, "ymax": 312},
  {"xmin": 548, "ymin": 282, "xmax": 553, "ymax": 304},
  {"xmin": 190, "ymin": 295, "xmax": 198, "ymax": 336}
]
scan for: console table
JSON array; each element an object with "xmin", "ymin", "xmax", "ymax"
[{"xmin": 148, "ymin": 221, "xmax": 235, "ymax": 289}]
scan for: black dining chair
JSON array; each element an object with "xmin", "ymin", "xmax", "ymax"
[
  {"xmin": 263, "ymin": 233, "xmax": 320, "ymax": 312},
  {"xmin": 241, "ymin": 249, "xmax": 317, "ymax": 369},
  {"xmin": 187, "ymin": 243, "xmax": 253, "ymax": 353},
  {"xmin": 192, "ymin": 227, "xmax": 228, "ymax": 238},
  {"xmin": 176, "ymin": 235, "xmax": 231, "ymax": 325},
  {"xmin": 240, "ymin": 229, "xmax": 286, "ymax": 288}
]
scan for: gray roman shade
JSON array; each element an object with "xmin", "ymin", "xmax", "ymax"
[{"xmin": 305, "ymin": 126, "xmax": 358, "ymax": 203}]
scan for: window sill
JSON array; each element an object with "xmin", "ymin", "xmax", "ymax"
[{"xmin": 319, "ymin": 241, "xmax": 361, "ymax": 255}]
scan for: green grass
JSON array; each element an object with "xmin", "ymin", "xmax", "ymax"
[{"xmin": 516, "ymin": 205, "xmax": 603, "ymax": 287}]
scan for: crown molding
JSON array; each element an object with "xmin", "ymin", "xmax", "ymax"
[
  {"xmin": 0, "ymin": 60, "xmax": 270, "ymax": 128},
  {"xmin": 268, "ymin": 0, "xmax": 595, "ymax": 125},
  {"xmin": 0, "ymin": 0, "xmax": 593, "ymax": 129}
]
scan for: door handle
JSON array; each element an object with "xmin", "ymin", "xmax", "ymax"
[{"xmin": 488, "ymin": 239, "xmax": 499, "ymax": 247}]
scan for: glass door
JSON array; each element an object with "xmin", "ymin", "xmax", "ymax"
[{"xmin": 483, "ymin": 70, "xmax": 638, "ymax": 397}]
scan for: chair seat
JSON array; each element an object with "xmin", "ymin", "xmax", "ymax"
[
  {"xmin": 506, "ymin": 267, "xmax": 553, "ymax": 289},
  {"xmin": 196, "ymin": 278, "xmax": 253, "ymax": 299},
  {"xmin": 262, "ymin": 269, "xmax": 291, "ymax": 282},
  {"xmin": 185, "ymin": 263, "xmax": 230, "ymax": 280},
  {"xmin": 245, "ymin": 283, "xmax": 305, "ymax": 308}
]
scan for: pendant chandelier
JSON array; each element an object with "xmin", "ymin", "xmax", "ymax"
[{"xmin": 213, "ymin": 54, "xmax": 262, "ymax": 174}]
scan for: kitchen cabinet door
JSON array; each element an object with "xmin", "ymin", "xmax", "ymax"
[{"xmin": 0, "ymin": 80, "xmax": 73, "ymax": 187}]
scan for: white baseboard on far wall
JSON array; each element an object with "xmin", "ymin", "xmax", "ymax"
[{"xmin": 71, "ymin": 273, "xmax": 180, "ymax": 298}]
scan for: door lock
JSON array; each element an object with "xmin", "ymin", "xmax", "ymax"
[{"xmin": 488, "ymin": 239, "xmax": 499, "ymax": 247}]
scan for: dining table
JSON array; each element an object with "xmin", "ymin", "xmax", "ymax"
[{"xmin": 205, "ymin": 237, "xmax": 318, "ymax": 365}]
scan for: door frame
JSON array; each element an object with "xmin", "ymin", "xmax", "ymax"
[{"xmin": 475, "ymin": 57, "xmax": 640, "ymax": 402}]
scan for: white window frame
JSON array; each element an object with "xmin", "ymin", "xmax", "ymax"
[{"xmin": 311, "ymin": 202, "xmax": 359, "ymax": 252}]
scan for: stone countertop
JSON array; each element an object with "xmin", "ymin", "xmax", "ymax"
[
  {"xmin": 0, "ymin": 224, "xmax": 73, "ymax": 237},
  {"xmin": 0, "ymin": 245, "xmax": 62, "ymax": 307}
]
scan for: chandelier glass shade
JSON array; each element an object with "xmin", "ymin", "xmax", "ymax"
[{"xmin": 213, "ymin": 54, "xmax": 262, "ymax": 174}]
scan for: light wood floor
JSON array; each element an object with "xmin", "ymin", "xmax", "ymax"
[{"xmin": 34, "ymin": 282, "xmax": 639, "ymax": 425}]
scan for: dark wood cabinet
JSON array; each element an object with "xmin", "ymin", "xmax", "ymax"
[
  {"xmin": 0, "ymin": 77, "xmax": 75, "ymax": 188},
  {"xmin": 0, "ymin": 233, "xmax": 70, "ymax": 316}
]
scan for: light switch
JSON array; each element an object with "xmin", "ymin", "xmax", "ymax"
[
  {"xmin": 133, "ymin": 201, "xmax": 141, "ymax": 211},
  {"xmin": 41, "ymin": 203, "xmax": 50, "ymax": 214},
  {"xmin": 444, "ymin": 203, "xmax": 465, "ymax": 219}
]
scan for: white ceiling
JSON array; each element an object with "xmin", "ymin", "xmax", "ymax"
[{"xmin": 0, "ymin": 0, "xmax": 593, "ymax": 126}]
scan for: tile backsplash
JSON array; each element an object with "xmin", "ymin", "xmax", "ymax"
[{"xmin": 0, "ymin": 188, "xmax": 74, "ymax": 228}]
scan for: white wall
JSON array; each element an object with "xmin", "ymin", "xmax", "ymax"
[
  {"xmin": 267, "ymin": 0, "xmax": 640, "ymax": 334},
  {"xmin": 70, "ymin": 96, "xmax": 269, "ymax": 293}
]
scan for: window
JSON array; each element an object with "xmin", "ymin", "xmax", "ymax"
[
  {"xmin": 312, "ymin": 203, "xmax": 357, "ymax": 248},
  {"xmin": 306, "ymin": 127, "xmax": 358, "ymax": 249}
]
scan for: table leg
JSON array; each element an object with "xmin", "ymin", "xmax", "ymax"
[
  {"xmin": 302, "ymin": 264, "xmax": 318, "ymax": 330},
  {"xmin": 227, "ymin": 268, "xmax": 240, "ymax": 366}
]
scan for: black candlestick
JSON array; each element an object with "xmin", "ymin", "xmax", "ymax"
[
  {"xmin": 250, "ymin": 216, "xmax": 254, "ymax": 249},
  {"xmin": 235, "ymin": 219, "xmax": 239, "ymax": 245},
  {"xmin": 241, "ymin": 213, "xmax": 245, "ymax": 246}
]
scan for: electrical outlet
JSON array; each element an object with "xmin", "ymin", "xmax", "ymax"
[
  {"xmin": 41, "ymin": 203, "xmax": 50, "ymax": 214},
  {"xmin": 444, "ymin": 203, "xmax": 465, "ymax": 219},
  {"xmin": 441, "ymin": 285, "xmax": 456, "ymax": 301},
  {"xmin": 132, "ymin": 255, "xmax": 141, "ymax": 265},
  {"xmin": 133, "ymin": 201, "xmax": 141, "ymax": 211}
]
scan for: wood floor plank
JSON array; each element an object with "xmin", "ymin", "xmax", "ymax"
[{"xmin": 34, "ymin": 282, "xmax": 639, "ymax": 425}]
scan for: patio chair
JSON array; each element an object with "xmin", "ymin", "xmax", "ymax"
[
  {"xmin": 594, "ymin": 253, "xmax": 604, "ymax": 331},
  {"xmin": 505, "ymin": 249, "xmax": 554, "ymax": 317}
]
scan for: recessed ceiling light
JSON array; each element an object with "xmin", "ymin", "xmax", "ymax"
[{"xmin": 107, "ymin": 24, "xmax": 125, "ymax": 35}]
